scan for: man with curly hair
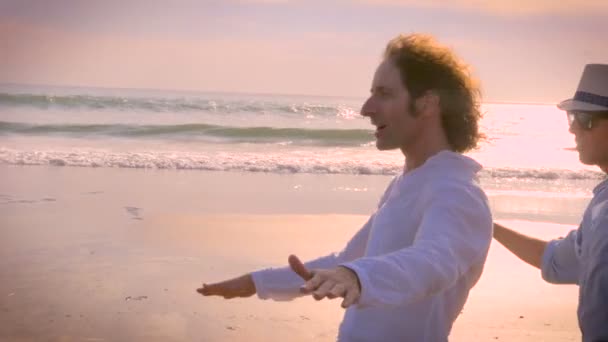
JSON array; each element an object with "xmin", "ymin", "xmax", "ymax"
[{"xmin": 198, "ymin": 33, "xmax": 493, "ymax": 341}]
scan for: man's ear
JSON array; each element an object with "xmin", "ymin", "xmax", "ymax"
[{"xmin": 415, "ymin": 90, "xmax": 440, "ymax": 117}]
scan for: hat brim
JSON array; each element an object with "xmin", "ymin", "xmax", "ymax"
[{"xmin": 557, "ymin": 99, "xmax": 608, "ymax": 111}]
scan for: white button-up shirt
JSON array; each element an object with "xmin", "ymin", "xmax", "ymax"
[{"xmin": 252, "ymin": 151, "xmax": 493, "ymax": 341}]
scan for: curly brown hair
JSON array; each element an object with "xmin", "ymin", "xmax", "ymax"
[{"xmin": 384, "ymin": 34, "xmax": 483, "ymax": 152}]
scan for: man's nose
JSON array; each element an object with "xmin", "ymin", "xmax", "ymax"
[
  {"xmin": 360, "ymin": 98, "xmax": 374, "ymax": 117},
  {"xmin": 568, "ymin": 120, "xmax": 579, "ymax": 135}
]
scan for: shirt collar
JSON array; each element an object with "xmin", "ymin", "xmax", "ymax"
[{"xmin": 593, "ymin": 177, "xmax": 608, "ymax": 195}]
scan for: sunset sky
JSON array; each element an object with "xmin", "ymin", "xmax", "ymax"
[{"xmin": 1, "ymin": 0, "xmax": 607, "ymax": 103}]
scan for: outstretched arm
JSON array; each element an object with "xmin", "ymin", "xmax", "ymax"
[
  {"xmin": 250, "ymin": 215, "xmax": 373, "ymax": 301},
  {"xmin": 493, "ymin": 222, "xmax": 548, "ymax": 269},
  {"xmin": 338, "ymin": 184, "xmax": 493, "ymax": 308},
  {"xmin": 197, "ymin": 215, "xmax": 373, "ymax": 301},
  {"xmin": 198, "ymin": 176, "xmax": 398, "ymax": 302},
  {"xmin": 294, "ymin": 183, "xmax": 493, "ymax": 309}
]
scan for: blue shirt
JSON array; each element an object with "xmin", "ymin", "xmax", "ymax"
[{"xmin": 542, "ymin": 178, "xmax": 608, "ymax": 342}]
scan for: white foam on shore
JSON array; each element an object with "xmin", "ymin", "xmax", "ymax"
[{"xmin": 0, "ymin": 146, "xmax": 604, "ymax": 181}]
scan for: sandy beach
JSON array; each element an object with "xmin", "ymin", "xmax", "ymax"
[
  {"xmin": 1, "ymin": 1, "xmax": 604, "ymax": 340},
  {"xmin": 0, "ymin": 165, "xmax": 582, "ymax": 341}
]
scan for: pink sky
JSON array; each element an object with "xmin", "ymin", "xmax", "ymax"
[{"xmin": 1, "ymin": 0, "xmax": 607, "ymax": 102}]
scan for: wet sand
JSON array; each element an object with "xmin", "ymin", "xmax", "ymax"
[{"xmin": 0, "ymin": 165, "xmax": 581, "ymax": 341}]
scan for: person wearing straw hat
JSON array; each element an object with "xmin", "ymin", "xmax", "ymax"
[{"xmin": 493, "ymin": 64, "xmax": 608, "ymax": 341}]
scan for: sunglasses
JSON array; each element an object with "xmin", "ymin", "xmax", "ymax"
[{"xmin": 566, "ymin": 110, "xmax": 608, "ymax": 130}]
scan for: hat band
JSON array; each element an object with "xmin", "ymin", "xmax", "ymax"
[{"xmin": 574, "ymin": 91, "xmax": 608, "ymax": 108}]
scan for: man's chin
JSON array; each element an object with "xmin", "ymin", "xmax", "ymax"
[
  {"xmin": 375, "ymin": 142, "xmax": 397, "ymax": 151},
  {"xmin": 578, "ymin": 154, "xmax": 595, "ymax": 166}
]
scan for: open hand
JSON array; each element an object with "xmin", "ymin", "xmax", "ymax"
[
  {"xmin": 288, "ymin": 254, "xmax": 361, "ymax": 308},
  {"xmin": 197, "ymin": 274, "xmax": 256, "ymax": 299}
]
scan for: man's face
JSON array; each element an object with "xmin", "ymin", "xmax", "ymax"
[
  {"xmin": 360, "ymin": 59, "xmax": 421, "ymax": 151},
  {"xmin": 568, "ymin": 111, "xmax": 608, "ymax": 171}
]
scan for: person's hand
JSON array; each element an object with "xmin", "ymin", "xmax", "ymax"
[
  {"xmin": 196, "ymin": 274, "xmax": 256, "ymax": 299},
  {"xmin": 288, "ymin": 254, "xmax": 361, "ymax": 308}
]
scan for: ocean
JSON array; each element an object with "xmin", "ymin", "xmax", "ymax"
[{"xmin": 0, "ymin": 84, "xmax": 604, "ymax": 224}]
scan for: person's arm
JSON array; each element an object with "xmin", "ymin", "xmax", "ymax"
[
  {"xmin": 248, "ymin": 176, "xmax": 400, "ymax": 301},
  {"xmin": 198, "ymin": 176, "xmax": 398, "ymax": 301},
  {"xmin": 251, "ymin": 215, "xmax": 373, "ymax": 301},
  {"xmin": 494, "ymin": 221, "xmax": 580, "ymax": 284},
  {"xmin": 340, "ymin": 183, "xmax": 493, "ymax": 308},
  {"xmin": 579, "ymin": 214, "xmax": 608, "ymax": 342},
  {"xmin": 197, "ymin": 214, "xmax": 376, "ymax": 301},
  {"xmin": 493, "ymin": 222, "xmax": 547, "ymax": 269}
]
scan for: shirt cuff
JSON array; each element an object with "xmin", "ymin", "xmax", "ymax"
[
  {"xmin": 340, "ymin": 261, "xmax": 372, "ymax": 308},
  {"xmin": 540, "ymin": 240, "xmax": 558, "ymax": 282},
  {"xmin": 250, "ymin": 269, "xmax": 271, "ymax": 300}
]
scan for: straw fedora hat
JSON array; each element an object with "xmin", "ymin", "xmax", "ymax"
[{"xmin": 558, "ymin": 64, "xmax": 608, "ymax": 111}]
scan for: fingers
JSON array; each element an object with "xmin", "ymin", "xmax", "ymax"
[
  {"xmin": 300, "ymin": 273, "xmax": 322, "ymax": 293},
  {"xmin": 316, "ymin": 283, "xmax": 346, "ymax": 300},
  {"xmin": 327, "ymin": 284, "xmax": 346, "ymax": 299},
  {"xmin": 288, "ymin": 254, "xmax": 313, "ymax": 280},
  {"xmin": 197, "ymin": 283, "xmax": 216, "ymax": 296},
  {"xmin": 341, "ymin": 287, "xmax": 359, "ymax": 308},
  {"xmin": 306, "ymin": 278, "xmax": 355, "ymax": 304},
  {"xmin": 312, "ymin": 281, "xmax": 334, "ymax": 300},
  {"xmin": 197, "ymin": 283, "xmax": 235, "ymax": 299}
]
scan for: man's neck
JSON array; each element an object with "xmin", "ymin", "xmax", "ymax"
[{"xmin": 402, "ymin": 139, "xmax": 452, "ymax": 173}]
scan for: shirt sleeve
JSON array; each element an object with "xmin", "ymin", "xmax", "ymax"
[
  {"xmin": 251, "ymin": 176, "xmax": 398, "ymax": 301},
  {"xmin": 541, "ymin": 229, "xmax": 581, "ymax": 284},
  {"xmin": 341, "ymin": 182, "xmax": 493, "ymax": 308},
  {"xmin": 579, "ymin": 211, "xmax": 608, "ymax": 342}
]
